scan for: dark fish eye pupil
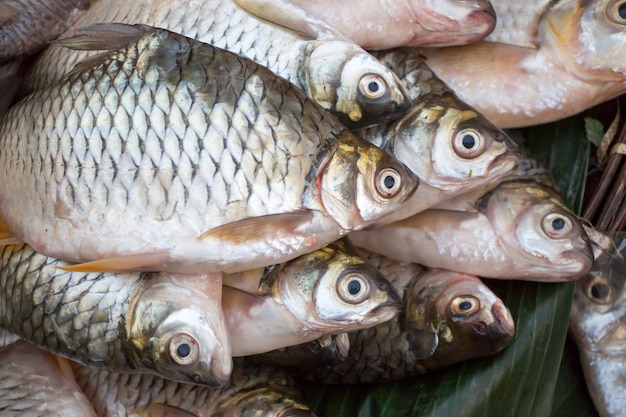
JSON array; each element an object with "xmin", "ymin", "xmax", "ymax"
[
  {"xmin": 619, "ymin": 2, "xmax": 626, "ymax": 19},
  {"xmin": 348, "ymin": 279, "xmax": 361, "ymax": 295},
  {"xmin": 459, "ymin": 301, "xmax": 473, "ymax": 311},
  {"xmin": 591, "ymin": 283, "xmax": 609, "ymax": 300},
  {"xmin": 384, "ymin": 175, "xmax": 395, "ymax": 189},
  {"xmin": 177, "ymin": 343, "xmax": 191, "ymax": 358},
  {"xmin": 368, "ymin": 81, "xmax": 379, "ymax": 93},
  {"xmin": 551, "ymin": 217, "xmax": 565, "ymax": 230},
  {"xmin": 462, "ymin": 134, "xmax": 476, "ymax": 149}
]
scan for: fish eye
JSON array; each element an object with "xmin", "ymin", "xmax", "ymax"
[
  {"xmin": 337, "ymin": 272, "xmax": 371, "ymax": 304},
  {"xmin": 450, "ymin": 295, "xmax": 480, "ymax": 316},
  {"xmin": 541, "ymin": 212, "xmax": 574, "ymax": 239},
  {"xmin": 607, "ymin": 0, "xmax": 626, "ymax": 24},
  {"xmin": 586, "ymin": 276, "xmax": 612, "ymax": 304},
  {"xmin": 375, "ymin": 167, "xmax": 403, "ymax": 198},
  {"xmin": 452, "ymin": 128, "xmax": 486, "ymax": 159},
  {"xmin": 168, "ymin": 333, "xmax": 200, "ymax": 366},
  {"xmin": 358, "ymin": 74, "xmax": 387, "ymax": 100}
]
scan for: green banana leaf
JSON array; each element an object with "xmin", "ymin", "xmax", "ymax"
[{"xmin": 299, "ymin": 116, "xmax": 593, "ymax": 417}]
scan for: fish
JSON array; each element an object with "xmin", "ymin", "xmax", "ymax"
[
  {"xmin": 350, "ymin": 179, "xmax": 594, "ymax": 281},
  {"xmin": 232, "ymin": 0, "xmax": 497, "ymax": 49},
  {"xmin": 0, "ymin": 328, "xmax": 19, "ymax": 348},
  {"xmin": 0, "ymin": 23, "xmax": 419, "ymax": 274},
  {"xmin": 352, "ymin": 48, "xmax": 520, "ymax": 224},
  {"xmin": 72, "ymin": 359, "xmax": 316, "ymax": 417},
  {"xmin": 23, "ymin": 0, "xmax": 411, "ymax": 128},
  {"xmin": 420, "ymin": 0, "xmax": 626, "ymax": 128},
  {"xmin": 251, "ymin": 252, "xmax": 515, "ymax": 383},
  {"xmin": 0, "ymin": 244, "xmax": 232, "ymax": 387},
  {"xmin": 569, "ymin": 230, "xmax": 626, "ymax": 417},
  {"xmin": 0, "ymin": 339, "xmax": 97, "ymax": 417},
  {"xmin": 0, "ymin": 0, "xmax": 91, "ymax": 61},
  {"xmin": 222, "ymin": 238, "xmax": 401, "ymax": 356}
]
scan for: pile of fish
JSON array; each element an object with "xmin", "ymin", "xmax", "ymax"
[{"xmin": 0, "ymin": 0, "xmax": 617, "ymax": 415}]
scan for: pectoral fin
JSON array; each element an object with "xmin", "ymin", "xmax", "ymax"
[
  {"xmin": 130, "ymin": 404, "xmax": 198, "ymax": 417},
  {"xmin": 405, "ymin": 328, "xmax": 439, "ymax": 359},
  {"xmin": 57, "ymin": 252, "xmax": 171, "ymax": 273},
  {"xmin": 0, "ymin": 215, "xmax": 21, "ymax": 246},
  {"xmin": 0, "ymin": 3, "xmax": 17, "ymax": 26}
]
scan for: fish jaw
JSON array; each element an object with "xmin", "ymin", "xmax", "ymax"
[{"xmin": 305, "ymin": 41, "xmax": 411, "ymax": 128}]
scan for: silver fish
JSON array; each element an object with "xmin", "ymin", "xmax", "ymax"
[
  {"xmin": 351, "ymin": 180, "xmax": 593, "ymax": 281},
  {"xmin": 73, "ymin": 359, "xmax": 316, "ymax": 417},
  {"xmin": 233, "ymin": 0, "xmax": 496, "ymax": 49},
  {"xmin": 570, "ymin": 230, "xmax": 626, "ymax": 417},
  {"xmin": 0, "ymin": 24, "xmax": 418, "ymax": 274},
  {"xmin": 222, "ymin": 238, "xmax": 401, "ymax": 356},
  {"xmin": 420, "ymin": 0, "xmax": 626, "ymax": 128},
  {"xmin": 0, "ymin": 244, "xmax": 232, "ymax": 387},
  {"xmin": 0, "ymin": 340, "xmax": 97, "ymax": 417},
  {"xmin": 24, "ymin": 0, "xmax": 411, "ymax": 128}
]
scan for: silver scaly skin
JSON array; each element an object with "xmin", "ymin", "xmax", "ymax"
[
  {"xmin": 72, "ymin": 359, "xmax": 316, "ymax": 417},
  {"xmin": 251, "ymin": 251, "xmax": 514, "ymax": 383},
  {"xmin": 24, "ymin": 0, "xmax": 411, "ymax": 128},
  {"xmin": 0, "ymin": 340, "xmax": 97, "ymax": 417},
  {"xmin": 0, "ymin": 244, "xmax": 233, "ymax": 387},
  {"xmin": 0, "ymin": 24, "xmax": 418, "ymax": 274}
]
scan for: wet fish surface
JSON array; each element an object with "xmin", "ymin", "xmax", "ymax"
[{"xmin": 0, "ymin": 24, "xmax": 418, "ymax": 274}]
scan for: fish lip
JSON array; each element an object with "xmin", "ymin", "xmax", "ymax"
[
  {"xmin": 491, "ymin": 303, "xmax": 516, "ymax": 338},
  {"xmin": 557, "ymin": 249, "xmax": 595, "ymax": 281},
  {"xmin": 488, "ymin": 149, "xmax": 520, "ymax": 174}
]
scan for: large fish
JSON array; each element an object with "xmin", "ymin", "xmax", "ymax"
[
  {"xmin": 24, "ymin": 0, "xmax": 411, "ymax": 128},
  {"xmin": 0, "ymin": 24, "xmax": 418, "ymax": 274},
  {"xmin": 354, "ymin": 48, "xmax": 520, "ymax": 223},
  {"xmin": 232, "ymin": 0, "xmax": 497, "ymax": 49},
  {"xmin": 222, "ymin": 238, "xmax": 401, "ymax": 356},
  {"xmin": 420, "ymin": 0, "xmax": 626, "ymax": 128},
  {"xmin": 570, "ymin": 230, "xmax": 626, "ymax": 417},
  {"xmin": 0, "ymin": 340, "xmax": 97, "ymax": 417},
  {"xmin": 0, "ymin": 244, "xmax": 232, "ymax": 387},
  {"xmin": 73, "ymin": 359, "xmax": 316, "ymax": 417},
  {"xmin": 351, "ymin": 179, "xmax": 593, "ymax": 281},
  {"xmin": 251, "ymin": 252, "xmax": 515, "ymax": 383}
]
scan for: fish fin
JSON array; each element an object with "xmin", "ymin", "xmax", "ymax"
[
  {"xmin": 130, "ymin": 404, "xmax": 198, "ymax": 417},
  {"xmin": 199, "ymin": 211, "xmax": 316, "ymax": 246},
  {"xmin": 233, "ymin": 0, "xmax": 344, "ymax": 41},
  {"xmin": 0, "ymin": 3, "xmax": 17, "ymax": 26},
  {"xmin": 0, "ymin": 59, "xmax": 21, "ymax": 115},
  {"xmin": 0, "ymin": 215, "xmax": 21, "ymax": 246},
  {"xmin": 57, "ymin": 252, "xmax": 171, "ymax": 273},
  {"xmin": 405, "ymin": 329, "xmax": 438, "ymax": 359},
  {"xmin": 52, "ymin": 22, "xmax": 152, "ymax": 51}
]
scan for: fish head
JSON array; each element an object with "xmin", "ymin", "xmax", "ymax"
[
  {"xmin": 481, "ymin": 181, "xmax": 593, "ymax": 280},
  {"xmin": 541, "ymin": 0, "xmax": 626, "ymax": 79},
  {"xmin": 390, "ymin": 93, "xmax": 519, "ymax": 195},
  {"xmin": 306, "ymin": 41, "xmax": 411, "ymax": 128},
  {"xmin": 317, "ymin": 132, "xmax": 419, "ymax": 230},
  {"xmin": 127, "ymin": 273, "xmax": 233, "ymax": 387},
  {"xmin": 276, "ymin": 238, "xmax": 401, "ymax": 332}
]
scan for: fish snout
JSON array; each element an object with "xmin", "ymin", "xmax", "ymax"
[{"xmin": 491, "ymin": 303, "xmax": 516, "ymax": 340}]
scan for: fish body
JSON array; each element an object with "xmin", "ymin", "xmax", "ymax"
[
  {"xmin": 234, "ymin": 0, "xmax": 496, "ymax": 49},
  {"xmin": 222, "ymin": 238, "xmax": 401, "ymax": 356},
  {"xmin": 420, "ymin": 0, "xmax": 626, "ymax": 128},
  {"xmin": 0, "ymin": 0, "xmax": 90, "ymax": 61},
  {"xmin": 0, "ymin": 24, "xmax": 418, "ymax": 274},
  {"xmin": 0, "ymin": 340, "xmax": 97, "ymax": 417},
  {"xmin": 0, "ymin": 244, "xmax": 232, "ymax": 387},
  {"xmin": 570, "ymin": 231, "xmax": 626, "ymax": 417},
  {"xmin": 73, "ymin": 360, "xmax": 315, "ymax": 417},
  {"xmin": 252, "ymin": 252, "xmax": 514, "ymax": 383},
  {"xmin": 351, "ymin": 180, "xmax": 593, "ymax": 281},
  {"xmin": 25, "ymin": 0, "xmax": 411, "ymax": 128}
]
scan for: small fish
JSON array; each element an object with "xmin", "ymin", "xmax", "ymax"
[
  {"xmin": 0, "ymin": 340, "xmax": 97, "ymax": 417},
  {"xmin": 252, "ymin": 252, "xmax": 515, "ymax": 383},
  {"xmin": 222, "ymin": 238, "xmax": 401, "ymax": 356},
  {"xmin": 0, "ymin": 0, "xmax": 91, "ymax": 61},
  {"xmin": 233, "ymin": 0, "xmax": 496, "ymax": 49},
  {"xmin": 24, "ymin": 0, "xmax": 411, "ymax": 128},
  {"xmin": 420, "ymin": 0, "xmax": 626, "ymax": 128},
  {"xmin": 351, "ymin": 179, "xmax": 594, "ymax": 281},
  {"xmin": 352, "ymin": 48, "xmax": 520, "ymax": 224},
  {"xmin": 73, "ymin": 359, "xmax": 316, "ymax": 417},
  {"xmin": 0, "ymin": 244, "xmax": 232, "ymax": 387},
  {"xmin": 0, "ymin": 24, "xmax": 418, "ymax": 274},
  {"xmin": 570, "ymin": 230, "xmax": 626, "ymax": 417}
]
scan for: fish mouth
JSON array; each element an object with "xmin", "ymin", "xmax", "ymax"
[
  {"xmin": 558, "ymin": 249, "xmax": 595, "ymax": 281},
  {"xmin": 491, "ymin": 303, "xmax": 516, "ymax": 339},
  {"xmin": 488, "ymin": 151, "xmax": 520, "ymax": 177}
]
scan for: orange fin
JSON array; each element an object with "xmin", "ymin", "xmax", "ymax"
[
  {"xmin": 57, "ymin": 252, "xmax": 171, "ymax": 273},
  {"xmin": 130, "ymin": 403, "xmax": 198, "ymax": 417},
  {"xmin": 0, "ymin": 215, "xmax": 21, "ymax": 246},
  {"xmin": 199, "ymin": 211, "xmax": 316, "ymax": 246}
]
